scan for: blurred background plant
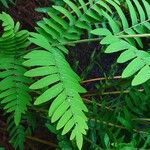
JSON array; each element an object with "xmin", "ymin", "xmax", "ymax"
[{"xmin": 0, "ymin": 0, "xmax": 15, "ymax": 8}]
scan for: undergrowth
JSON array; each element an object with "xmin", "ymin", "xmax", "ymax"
[{"xmin": 0, "ymin": 0, "xmax": 150, "ymax": 149}]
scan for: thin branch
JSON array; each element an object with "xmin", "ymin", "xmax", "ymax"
[
  {"xmin": 90, "ymin": 119, "xmax": 147, "ymax": 134},
  {"xmin": 81, "ymin": 76, "xmax": 121, "ymax": 84},
  {"xmin": 132, "ymin": 118, "xmax": 150, "ymax": 122},
  {"xmin": 53, "ymin": 34, "xmax": 150, "ymax": 46},
  {"xmin": 27, "ymin": 136, "xmax": 57, "ymax": 148},
  {"xmin": 83, "ymin": 89, "xmax": 144, "ymax": 97},
  {"xmin": 102, "ymin": 89, "xmax": 144, "ymax": 96},
  {"xmin": 84, "ymin": 98, "xmax": 114, "ymax": 111},
  {"xmin": 117, "ymin": 19, "xmax": 150, "ymax": 35},
  {"xmin": 0, "ymin": 127, "xmax": 57, "ymax": 148}
]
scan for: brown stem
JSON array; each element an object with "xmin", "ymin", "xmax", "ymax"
[
  {"xmin": 26, "ymin": 136, "xmax": 57, "ymax": 148},
  {"xmin": 0, "ymin": 127, "xmax": 57, "ymax": 148},
  {"xmin": 53, "ymin": 34, "xmax": 150, "ymax": 46},
  {"xmin": 83, "ymin": 89, "xmax": 144, "ymax": 97},
  {"xmin": 81, "ymin": 76, "xmax": 121, "ymax": 84},
  {"xmin": 90, "ymin": 119, "xmax": 147, "ymax": 134},
  {"xmin": 84, "ymin": 98, "xmax": 114, "ymax": 111}
]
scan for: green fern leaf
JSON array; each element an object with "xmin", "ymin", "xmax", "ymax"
[
  {"xmin": 132, "ymin": 65, "xmax": 150, "ymax": 86},
  {"xmin": 35, "ymin": 0, "xmax": 119, "ymax": 53},
  {"xmin": 24, "ymin": 34, "xmax": 88, "ymax": 149},
  {"xmin": 91, "ymin": 0, "xmax": 150, "ymax": 86},
  {"xmin": 0, "ymin": 12, "xmax": 31, "ymax": 125},
  {"xmin": 7, "ymin": 116, "xmax": 25, "ymax": 150}
]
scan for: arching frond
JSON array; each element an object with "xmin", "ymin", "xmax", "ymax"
[
  {"xmin": 7, "ymin": 115, "xmax": 26, "ymax": 150},
  {"xmin": 91, "ymin": 0, "xmax": 150, "ymax": 86},
  {"xmin": 23, "ymin": 33, "xmax": 88, "ymax": 150},
  {"xmin": 0, "ymin": 12, "xmax": 31, "ymax": 125},
  {"xmin": 35, "ymin": 0, "xmax": 122, "ymax": 54}
]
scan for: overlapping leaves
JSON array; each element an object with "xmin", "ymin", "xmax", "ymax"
[
  {"xmin": 35, "ymin": 0, "xmax": 123, "ymax": 53},
  {"xmin": 7, "ymin": 116, "xmax": 26, "ymax": 150},
  {"xmin": 23, "ymin": 33, "xmax": 88, "ymax": 150},
  {"xmin": 91, "ymin": 0, "xmax": 150, "ymax": 86},
  {"xmin": 0, "ymin": 12, "xmax": 31, "ymax": 125}
]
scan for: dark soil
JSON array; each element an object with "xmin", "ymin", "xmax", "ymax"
[{"xmin": 4, "ymin": 0, "xmax": 50, "ymax": 30}]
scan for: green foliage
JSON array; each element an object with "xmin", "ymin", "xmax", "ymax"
[
  {"xmin": 0, "ymin": 12, "xmax": 31, "ymax": 125},
  {"xmin": 0, "ymin": 0, "xmax": 150, "ymax": 150},
  {"xmin": 35, "ymin": 0, "xmax": 122, "ymax": 49},
  {"xmin": 46, "ymin": 123, "xmax": 73, "ymax": 149},
  {"xmin": 91, "ymin": 0, "xmax": 150, "ymax": 86},
  {"xmin": 7, "ymin": 116, "xmax": 26, "ymax": 150},
  {"xmin": 52, "ymin": 0, "xmax": 64, "ymax": 6},
  {"xmin": 0, "ymin": 0, "xmax": 14, "ymax": 8},
  {"xmin": 86, "ymin": 83, "xmax": 150, "ymax": 149},
  {"xmin": 23, "ymin": 33, "xmax": 88, "ymax": 150}
]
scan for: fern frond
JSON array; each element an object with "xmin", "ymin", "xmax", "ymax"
[
  {"xmin": 46, "ymin": 123, "xmax": 73, "ymax": 149},
  {"xmin": 35, "ymin": 0, "xmax": 122, "ymax": 53},
  {"xmin": 91, "ymin": 0, "xmax": 150, "ymax": 86},
  {"xmin": 23, "ymin": 33, "xmax": 88, "ymax": 150},
  {"xmin": 0, "ymin": 0, "xmax": 14, "ymax": 8},
  {"xmin": 0, "ymin": 12, "xmax": 31, "ymax": 125},
  {"xmin": 7, "ymin": 116, "xmax": 26, "ymax": 150}
]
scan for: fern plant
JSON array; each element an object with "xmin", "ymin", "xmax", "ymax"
[
  {"xmin": 23, "ymin": 0, "xmax": 119, "ymax": 148},
  {"xmin": 23, "ymin": 0, "xmax": 112, "ymax": 148},
  {"xmin": 0, "ymin": 0, "xmax": 150, "ymax": 149},
  {"xmin": 23, "ymin": 0, "xmax": 150, "ymax": 149},
  {"xmin": 0, "ymin": 12, "xmax": 31, "ymax": 125},
  {"xmin": 7, "ymin": 116, "xmax": 26, "ymax": 150},
  {"xmin": 35, "ymin": 0, "xmax": 119, "ymax": 50},
  {"xmin": 91, "ymin": 0, "xmax": 150, "ymax": 86},
  {"xmin": 23, "ymin": 33, "xmax": 88, "ymax": 149},
  {"xmin": 22, "ymin": 0, "xmax": 117, "ymax": 148}
]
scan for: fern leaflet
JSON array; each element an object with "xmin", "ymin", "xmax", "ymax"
[
  {"xmin": 91, "ymin": 0, "xmax": 150, "ymax": 86},
  {"xmin": 23, "ymin": 33, "xmax": 88, "ymax": 150},
  {"xmin": 0, "ymin": 12, "xmax": 31, "ymax": 125}
]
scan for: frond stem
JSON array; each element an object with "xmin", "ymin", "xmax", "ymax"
[
  {"xmin": 81, "ymin": 76, "xmax": 121, "ymax": 84},
  {"xmin": 53, "ymin": 34, "xmax": 150, "ymax": 46},
  {"xmin": 83, "ymin": 89, "xmax": 144, "ymax": 97},
  {"xmin": 0, "ymin": 127, "xmax": 57, "ymax": 148},
  {"xmin": 90, "ymin": 119, "xmax": 147, "ymax": 134}
]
